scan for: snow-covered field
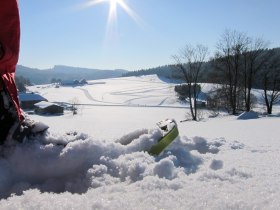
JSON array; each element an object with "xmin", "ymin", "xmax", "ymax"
[{"xmin": 1, "ymin": 75, "xmax": 280, "ymax": 209}]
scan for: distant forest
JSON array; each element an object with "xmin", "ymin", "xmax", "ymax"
[
  {"xmin": 123, "ymin": 42, "xmax": 280, "ymax": 115},
  {"xmin": 16, "ymin": 65, "xmax": 128, "ymax": 85},
  {"xmin": 122, "ymin": 47, "xmax": 280, "ymax": 89}
]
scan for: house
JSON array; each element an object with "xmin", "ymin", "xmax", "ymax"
[
  {"xmin": 19, "ymin": 92, "xmax": 47, "ymax": 109},
  {"xmin": 61, "ymin": 79, "xmax": 88, "ymax": 86},
  {"xmin": 34, "ymin": 101, "xmax": 64, "ymax": 115}
]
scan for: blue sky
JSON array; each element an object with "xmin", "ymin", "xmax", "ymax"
[{"xmin": 18, "ymin": 0, "xmax": 280, "ymax": 71}]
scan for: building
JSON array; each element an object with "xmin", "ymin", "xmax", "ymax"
[
  {"xmin": 19, "ymin": 92, "xmax": 47, "ymax": 109},
  {"xmin": 34, "ymin": 101, "xmax": 64, "ymax": 115},
  {"xmin": 61, "ymin": 79, "xmax": 87, "ymax": 86}
]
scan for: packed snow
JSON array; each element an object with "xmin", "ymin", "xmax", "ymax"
[{"xmin": 1, "ymin": 75, "xmax": 280, "ymax": 209}]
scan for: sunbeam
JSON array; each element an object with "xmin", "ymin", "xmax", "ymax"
[
  {"xmin": 78, "ymin": 0, "xmax": 145, "ymax": 46},
  {"xmin": 82, "ymin": 0, "xmax": 141, "ymax": 26}
]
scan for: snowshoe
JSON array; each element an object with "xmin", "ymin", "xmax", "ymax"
[
  {"xmin": 148, "ymin": 119, "xmax": 179, "ymax": 155},
  {"xmin": 0, "ymin": 85, "xmax": 18, "ymax": 144}
]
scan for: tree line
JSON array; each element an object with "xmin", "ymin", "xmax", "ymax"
[
  {"xmin": 174, "ymin": 30, "xmax": 280, "ymax": 119},
  {"xmin": 15, "ymin": 76, "xmax": 31, "ymax": 92},
  {"xmin": 125, "ymin": 30, "xmax": 280, "ymax": 119}
]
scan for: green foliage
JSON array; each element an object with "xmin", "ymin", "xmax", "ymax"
[
  {"xmin": 174, "ymin": 84, "xmax": 201, "ymax": 100},
  {"xmin": 51, "ymin": 78, "xmax": 62, "ymax": 84},
  {"xmin": 15, "ymin": 76, "xmax": 31, "ymax": 92},
  {"xmin": 122, "ymin": 65, "xmax": 184, "ymax": 80}
]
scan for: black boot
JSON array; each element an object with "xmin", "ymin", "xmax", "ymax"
[
  {"xmin": 12, "ymin": 115, "xmax": 49, "ymax": 143},
  {"xmin": 0, "ymin": 88, "xmax": 18, "ymax": 144}
]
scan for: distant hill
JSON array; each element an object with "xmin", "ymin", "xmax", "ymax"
[
  {"xmin": 122, "ymin": 47, "xmax": 280, "ymax": 86},
  {"xmin": 16, "ymin": 65, "xmax": 128, "ymax": 84},
  {"xmin": 122, "ymin": 65, "xmax": 183, "ymax": 79},
  {"xmin": 122, "ymin": 63, "xmax": 213, "ymax": 83},
  {"xmin": 16, "ymin": 47, "xmax": 280, "ymax": 85}
]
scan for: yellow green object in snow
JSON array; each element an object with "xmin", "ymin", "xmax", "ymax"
[{"xmin": 148, "ymin": 119, "xmax": 179, "ymax": 156}]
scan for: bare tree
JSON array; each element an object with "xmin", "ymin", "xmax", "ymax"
[
  {"xmin": 173, "ymin": 44, "xmax": 208, "ymax": 121},
  {"xmin": 243, "ymin": 38, "xmax": 269, "ymax": 111},
  {"xmin": 262, "ymin": 49, "xmax": 280, "ymax": 114},
  {"xmin": 213, "ymin": 30, "xmax": 250, "ymax": 114},
  {"xmin": 69, "ymin": 97, "xmax": 80, "ymax": 115}
]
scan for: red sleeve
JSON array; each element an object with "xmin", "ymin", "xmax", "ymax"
[
  {"xmin": 0, "ymin": 0, "xmax": 23, "ymax": 121},
  {"xmin": 0, "ymin": 0, "xmax": 20, "ymax": 73}
]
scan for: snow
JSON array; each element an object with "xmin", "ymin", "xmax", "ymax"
[
  {"xmin": 237, "ymin": 111, "xmax": 259, "ymax": 120},
  {"xmin": 34, "ymin": 101, "xmax": 60, "ymax": 109},
  {"xmin": 1, "ymin": 75, "xmax": 280, "ymax": 209},
  {"xmin": 28, "ymin": 75, "xmax": 182, "ymax": 107}
]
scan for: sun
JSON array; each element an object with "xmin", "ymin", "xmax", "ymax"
[
  {"xmin": 107, "ymin": 0, "xmax": 124, "ymax": 25},
  {"xmin": 82, "ymin": 0, "xmax": 140, "ymax": 25},
  {"xmin": 109, "ymin": 0, "xmax": 123, "ymax": 9},
  {"xmin": 79, "ymin": 0, "xmax": 142, "ymax": 43}
]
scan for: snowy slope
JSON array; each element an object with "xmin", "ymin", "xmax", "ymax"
[
  {"xmin": 1, "ymin": 75, "xmax": 280, "ymax": 209},
  {"xmin": 28, "ymin": 75, "xmax": 182, "ymax": 107}
]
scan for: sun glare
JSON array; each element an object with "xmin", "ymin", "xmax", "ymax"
[
  {"xmin": 78, "ymin": 0, "xmax": 143, "ymax": 44},
  {"xmin": 82, "ymin": 0, "xmax": 141, "ymax": 27},
  {"xmin": 109, "ymin": 0, "xmax": 122, "ymax": 9}
]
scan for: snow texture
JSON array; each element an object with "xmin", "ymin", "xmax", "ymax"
[{"xmin": 0, "ymin": 129, "xmax": 195, "ymax": 199}]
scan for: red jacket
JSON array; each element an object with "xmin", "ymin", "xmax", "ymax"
[{"xmin": 0, "ymin": 0, "xmax": 23, "ymax": 121}]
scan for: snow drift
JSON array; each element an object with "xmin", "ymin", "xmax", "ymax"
[
  {"xmin": 237, "ymin": 111, "xmax": 259, "ymax": 120},
  {"xmin": 0, "ymin": 128, "xmax": 211, "ymax": 199}
]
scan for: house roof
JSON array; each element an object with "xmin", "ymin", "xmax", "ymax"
[
  {"xmin": 19, "ymin": 93, "xmax": 47, "ymax": 102},
  {"xmin": 34, "ymin": 101, "xmax": 62, "ymax": 109}
]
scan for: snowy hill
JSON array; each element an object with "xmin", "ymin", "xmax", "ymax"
[
  {"xmin": 28, "ymin": 75, "xmax": 182, "ymax": 107},
  {"xmin": 1, "ymin": 75, "xmax": 280, "ymax": 209},
  {"xmin": 16, "ymin": 65, "xmax": 128, "ymax": 84}
]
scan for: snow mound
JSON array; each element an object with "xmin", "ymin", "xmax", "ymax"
[
  {"xmin": 237, "ymin": 111, "xmax": 259, "ymax": 120},
  {"xmin": 0, "ymin": 129, "xmax": 203, "ymax": 199},
  {"xmin": 199, "ymin": 167, "xmax": 252, "ymax": 182},
  {"xmin": 179, "ymin": 136, "xmax": 225, "ymax": 154}
]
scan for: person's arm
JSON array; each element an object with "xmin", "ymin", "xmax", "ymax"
[
  {"xmin": 0, "ymin": 42, "xmax": 3, "ymax": 60},
  {"xmin": 0, "ymin": 0, "xmax": 23, "ymax": 122},
  {"xmin": 0, "ymin": 41, "xmax": 14, "ymax": 70},
  {"xmin": 0, "ymin": 0, "xmax": 20, "ymax": 72}
]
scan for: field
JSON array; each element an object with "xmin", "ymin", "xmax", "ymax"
[{"xmin": 0, "ymin": 75, "xmax": 280, "ymax": 209}]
